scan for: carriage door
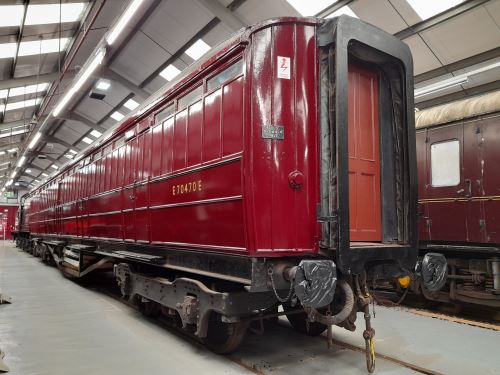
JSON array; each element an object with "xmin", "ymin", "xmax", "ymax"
[
  {"xmin": 347, "ymin": 64, "xmax": 382, "ymax": 242},
  {"xmin": 123, "ymin": 135, "xmax": 137, "ymax": 242},
  {"xmin": 425, "ymin": 124, "xmax": 466, "ymax": 241}
]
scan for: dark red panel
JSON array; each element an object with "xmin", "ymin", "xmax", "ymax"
[
  {"xmin": 222, "ymin": 77, "xmax": 243, "ymax": 156},
  {"xmin": 203, "ymin": 90, "xmax": 222, "ymax": 162},
  {"xmin": 173, "ymin": 110, "xmax": 187, "ymax": 171},
  {"xmin": 151, "ymin": 123, "xmax": 162, "ymax": 177},
  {"xmin": 161, "ymin": 117, "xmax": 174, "ymax": 175},
  {"xmin": 187, "ymin": 101, "xmax": 203, "ymax": 166}
]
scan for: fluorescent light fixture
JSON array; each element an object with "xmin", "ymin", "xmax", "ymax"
[
  {"xmin": 81, "ymin": 137, "xmax": 93, "ymax": 144},
  {"xmin": 159, "ymin": 64, "xmax": 181, "ymax": 81},
  {"xmin": 0, "ymin": 5, "xmax": 24, "ymax": 27},
  {"xmin": 35, "ymin": 179, "xmax": 40, "ymax": 183},
  {"xmin": 415, "ymin": 75, "xmax": 469, "ymax": 99},
  {"xmin": 14, "ymin": 182, "xmax": 19, "ymax": 186},
  {"xmin": 64, "ymin": 153, "xmax": 74, "ymax": 159},
  {"xmin": 9, "ymin": 83, "xmax": 49, "ymax": 98},
  {"xmin": 5, "ymin": 180, "xmax": 13, "ymax": 187},
  {"xmin": 326, "ymin": 5, "xmax": 358, "ymax": 18},
  {"xmin": 10, "ymin": 171, "xmax": 16, "ymax": 179},
  {"xmin": 18, "ymin": 37, "xmax": 71, "ymax": 57},
  {"xmin": 185, "ymin": 39, "xmax": 211, "ymax": 60},
  {"xmin": 0, "ymin": 162, "xmax": 9, "ymax": 166},
  {"xmin": 110, "ymin": 111, "xmax": 124, "ymax": 121},
  {"xmin": 286, "ymin": 0, "xmax": 338, "ymax": 16},
  {"xmin": 26, "ymin": 169, "xmax": 32, "ymax": 173},
  {"xmin": 25, "ymin": 3, "xmax": 86, "ymax": 25},
  {"xmin": 96, "ymin": 79, "xmax": 111, "ymax": 90},
  {"xmin": 123, "ymin": 98, "xmax": 139, "ymax": 110},
  {"xmin": 0, "ymin": 152, "xmax": 5, "ymax": 156},
  {"xmin": 7, "ymin": 148, "xmax": 17, "ymax": 153},
  {"xmin": 68, "ymin": 149, "xmax": 78, "ymax": 155},
  {"xmin": 28, "ymin": 132, "xmax": 42, "ymax": 149},
  {"xmin": 41, "ymin": 173, "xmax": 48, "ymax": 177},
  {"xmin": 3, "ymin": 98, "xmax": 42, "ymax": 112},
  {"xmin": 50, "ymin": 164, "xmax": 58, "ymax": 170},
  {"xmin": 52, "ymin": 48, "xmax": 106, "ymax": 116},
  {"xmin": 90, "ymin": 129, "xmax": 102, "ymax": 138},
  {"xmin": 0, "ymin": 90, "xmax": 8, "ymax": 99},
  {"xmin": 17, "ymin": 156, "xmax": 26, "ymax": 167},
  {"xmin": 406, "ymin": 0, "xmax": 464, "ymax": 20},
  {"xmin": 106, "ymin": 0, "xmax": 145, "ymax": 45}
]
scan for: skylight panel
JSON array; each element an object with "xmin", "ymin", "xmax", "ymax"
[
  {"xmin": 123, "ymin": 98, "xmax": 139, "ymax": 110},
  {"xmin": 326, "ymin": 6, "xmax": 358, "ymax": 18},
  {"xmin": 286, "ymin": 0, "xmax": 338, "ymax": 16},
  {"xmin": 8, "ymin": 83, "xmax": 49, "ymax": 98},
  {"xmin": 25, "ymin": 3, "xmax": 87, "ymax": 25},
  {"xmin": 81, "ymin": 137, "xmax": 93, "ymax": 144},
  {"xmin": 0, "ymin": 5, "xmax": 24, "ymax": 27},
  {"xmin": 90, "ymin": 129, "xmax": 102, "ymax": 138},
  {"xmin": 185, "ymin": 39, "xmax": 211, "ymax": 61},
  {"xmin": 96, "ymin": 79, "xmax": 110, "ymax": 90},
  {"xmin": 406, "ymin": 0, "xmax": 464, "ymax": 20},
  {"xmin": 159, "ymin": 64, "xmax": 181, "ymax": 81},
  {"xmin": 110, "ymin": 111, "xmax": 125, "ymax": 121},
  {"xmin": 0, "ymin": 43, "xmax": 17, "ymax": 59},
  {"xmin": 4, "ymin": 98, "xmax": 42, "ymax": 112},
  {"xmin": 18, "ymin": 37, "xmax": 71, "ymax": 57}
]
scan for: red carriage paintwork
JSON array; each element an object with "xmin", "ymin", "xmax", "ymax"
[{"xmin": 24, "ymin": 18, "xmax": 321, "ymax": 257}]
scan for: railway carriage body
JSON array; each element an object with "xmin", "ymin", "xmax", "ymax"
[
  {"xmin": 15, "ymin": 16, "xmax": 417, "ymax": 370},
  {"xmin": 416, "ymin": 91, "xmax": 500, "ymax": 307}
]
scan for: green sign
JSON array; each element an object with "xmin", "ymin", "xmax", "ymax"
[{"xmin": 3, "ymin": 191, "xmax": 17, "ymax": 199}]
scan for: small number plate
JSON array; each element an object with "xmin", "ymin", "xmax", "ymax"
[{"xmin": 261, "ymin": 125, "xmax": 284, "ymax": 140}]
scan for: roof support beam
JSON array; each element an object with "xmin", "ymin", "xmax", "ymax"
[
  {"xmin": 55, "ymin": 113, "xmax": 107, "ymax": 135},
  {"xmin": 416, "ymin": 79, "xmax": 500, "ymax": 109},
  {"xmin": 140, "ymin": 0, "xmax": 247, "ymax": 88},
  {"xmin": 102, "ymin": 68, "xmax": 151, "ymax": 100},
  {"xmin": 415, "ymin": 46, "xmax": 500, "ymax": 84},
  {"xmin": 195, "ymin": 0, "xmax": 247, "ymax": 31},
  {"xmin": 395, "ymin": 0, "xmax": 490, "ymax": 40},
  {"xmin": 44, "ymin": 135, "xmax": 79, "ymax": 151},
  {"xmin": 10, "ymin": 0, "xmax": 29, "ymax": 78},
  {"xmin": 0, "ymin": 71, "xmax": 75, "ymax": 91}
]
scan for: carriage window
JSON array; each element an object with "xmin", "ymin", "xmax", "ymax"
[
  {"xmin": 207, "ymin": 59, "xmax": 243, "ymax": 92},
  {"xmin": 156, "ymin": 102, "xmax": 175, "ymax": 123},
  {"xmin": 178, "ymin": 85, "xmax": 203, "ymax": 109},
  {"xmin": 431, "ymin": 140, "xmax": 460, "ymax": 187}
]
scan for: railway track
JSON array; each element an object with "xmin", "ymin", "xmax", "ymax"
[{"xmin": 78, "ymin": 272, "xmax": 456, "ymax": 375}]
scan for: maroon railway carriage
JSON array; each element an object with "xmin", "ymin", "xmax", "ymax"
[
  {"xmin": 416, "ymin": 91, "xmax": 500, "ymax": 308},
  {"xmin": 15, "ymin": 16, "xmax": 417, "ymax": 371}
]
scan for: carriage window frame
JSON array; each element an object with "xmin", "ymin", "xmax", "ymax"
[
  {"xmin": 206, "ymin": 59, "xmax": 244, "ymax": 92},
  {"xmin": 178, "ymin": 85, "xmax": 203, "ymax": 109},
  {"xmin": 156, "ymin": 102, "xmax": 175, "ymax": 124},
  {"xmin": 430, "ymin": 139, "xmax": 460, "ymax": 188}
]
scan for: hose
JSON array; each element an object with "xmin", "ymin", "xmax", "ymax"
[{"xmin": 309, "ymin": 279, "xmax": 355, "ymax": 325}]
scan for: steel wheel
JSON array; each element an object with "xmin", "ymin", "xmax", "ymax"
[
  {"xmin": 136, "ymin": 296, "xmax": 161, "ymax": 317},
  {"xmin": 204, "ymin": 312, "xmax": 247, "ymax": 354},
  {"xmin": 283, "ymin": 303, "xmax": 327, "ymax": 336}
]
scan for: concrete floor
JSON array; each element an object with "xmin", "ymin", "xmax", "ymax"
[{"xmin": 0, "ymin": 241, "xmax": 498, "ymax": 375}]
